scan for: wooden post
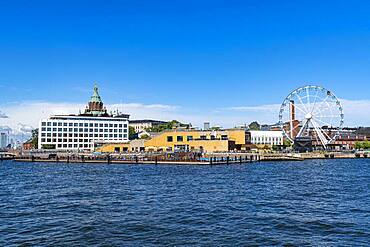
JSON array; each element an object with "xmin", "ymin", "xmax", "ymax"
[
  {"xmin": 155, "ymin": 156, "xmax": 158, "ymax": 165},
  {"xmin": 81, "ymin": 155, "xmax": 85, "ymax": 163},
  {"xmin": 135, "ymin": 156, "xmax": 138, "ymax": 164},
  {"xmin": 226, "ymin": 156, "xmax": 229, "ymax": 165},
  {"xmin": 239, "ymin": 156, "xmax": 242, "ymax": 164},
  {"xmin": 107, "ymin": 155, "xmax": 110, "ymax": 164},
  {"xmin": 67, "ymin": 156, "xmax": 70, "ymax": 163},
  {"xmin": 31, "ymin": 155, "xmax": 34, "ymax": 162}
]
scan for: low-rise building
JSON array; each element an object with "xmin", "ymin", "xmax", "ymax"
[
  {"xmin": 248, "ymin": 130, "xmax": 284, "ymax": 147},
  {"xmin": 144, "ymin": 129, "xmax": 247, "ymax": 152},
  {"xmin": 129, "ymin": 120, "xmax": 167, "ymax": 133}
]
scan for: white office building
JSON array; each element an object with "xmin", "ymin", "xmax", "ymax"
[
  {"xmin": 38, "ymin": 86, "xmax": 129, "ymax": 151},
  {"xmin": 249, "ymin": 130, "xmax": 284, "ymax": 146}
]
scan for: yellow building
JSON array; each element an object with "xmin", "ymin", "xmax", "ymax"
[
  {"xmin": 144, "ymin": 129, "xmax": 246, "ymax": 152},
  {"xmin": 96, "ymin": 129, "xmax": 247, "ymax": 153},
  {"xmin": 97, "ymin": 139, "xmax": 145, "ymax": 153}
]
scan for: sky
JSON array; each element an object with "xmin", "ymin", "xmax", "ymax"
[{"xmin": 1, "ymin": 0, "xmax": 370, "ymax": 138}]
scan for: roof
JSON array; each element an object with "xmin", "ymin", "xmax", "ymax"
[
  {"xmin": 129, "ymin": 119, "xmax": 167, "ymax": 124},
  {"xmin": 89, "ymin": 85, "xmax": 103, "ymax": 103}
]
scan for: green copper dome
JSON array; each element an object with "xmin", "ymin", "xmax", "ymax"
[{"xmin": 90, "ymin": 85, "xmax": 102, "ymax": 103}]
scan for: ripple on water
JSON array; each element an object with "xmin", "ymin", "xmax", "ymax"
[{"xmin": 0, "ymin": 159, "xmax": 369, "ymax": 246}]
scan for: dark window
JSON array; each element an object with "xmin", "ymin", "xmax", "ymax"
[
  {"xmin": 167, "ymin": 136, "xmax": 173, "ymax": 142},
  {"xmin": 187, "ymin": 136, "xmax": 193, "ymax": 141},
  {"xmin": 41, "ymin": 122, "xmax": 46, "ymax": 126},
  {"xmin": 177, "ymin": 136, "xmax": 183, "ymax": 142}
]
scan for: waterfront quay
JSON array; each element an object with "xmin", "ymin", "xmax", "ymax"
[{"xmin": 12, "ymin": 151, "xmax": 369, "ymax": 165}]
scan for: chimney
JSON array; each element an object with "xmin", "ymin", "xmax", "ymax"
[{"xmin": 289, "ymin": 100, "xmax": 296, "ymax": 139}]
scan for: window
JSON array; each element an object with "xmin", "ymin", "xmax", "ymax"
[
  {"xmin": 69, "ymin": 123, "xmax": 73, "ymax": 127},
  {"xmin": 47, "ymin": 122, "xmax": 51, "ymax": 126},
  {"xmin": 41, "ymin": 122, "xmax": 46, "ymax": 126},
  {"xmin": 79, "ymin": 123, "xmax": 83, "ymax": 127},
  {"xmin": 167, "ymin": 136, "xmax": 173, "ymax": 142},
  {"xmin": 47, "ymin": 128, "xmax": 51, "ymax": 131},
  {"xmin": 177, "ymin": 136, "xmax": 183, "ymax": 142},
  {"xmin": 200, "ymin": 135, "xmax": 207, "ymax": 140},
  {"xmin": 63, "ymin": 123, "xmax": 67, "ymax": 126},
  {"xmin": 53, "ymin": 122, "xmax": 57, "ymax": 126},
  {"xmin": 84, "ymin": 123, "xmax": 88, "ymax": 127},
  {"xmin": 52, "ymin": 128, "xmax": 57, "ymax": 131},
  {"xmin": 41, "ymin": 127, "xmax": 46, "ymax": 131},
  {"xmin": 187, "ymin": 136, "xmax": 193, "ymax": 141}
]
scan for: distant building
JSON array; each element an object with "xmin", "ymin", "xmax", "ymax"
[
  {"xmin": 22, "ymin": 139, "xmax": 33, "ymax": 150},
  {"xmin": 249, "ymin": 130, "xmax": 284, "ymax": 147},
  {"xmin": 38, "ymin": 85, "xmax": 129, "ymax": 151},
  {"xmin": 0, "ymin": 132, "xmax": 8, "ymax": 148},
  {"xmin": 203, "ymin": 122, "xmax": 210, "ymax": 130},
  {"xmin": 129, "ymin": 120, "xmax": 167, "ymax": 133}
]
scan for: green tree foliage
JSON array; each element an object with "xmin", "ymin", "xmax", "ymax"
[
  {"xmin": 248, "ymin": 121, "xmax": 261, "ymax": 131},
  {"xmin": 129, "ymin": 126, "xmax": 137, "ymax": 140},
  {"xmin": 283, "ymin": 139, "xmax": 292, "ymax": 147},
  {"xmin": 30, "ymin": 129, "xmax": 38, "ymax": 149},
  {"xmin": 354, "ymin": 141, "xmax": 370, "ymax": 149},
  {"xmin": 140, "ymin": 134, "xmax": 150, "ymax": 139},
  {"xmin": 148, "ymin": 120, "xmax": 188, "ymax": 132}
]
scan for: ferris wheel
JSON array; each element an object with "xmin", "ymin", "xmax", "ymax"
[{"xmin": 278, "ymin": 85, "xmax": 344, "ymax": 149}]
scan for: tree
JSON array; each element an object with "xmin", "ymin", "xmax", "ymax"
[
  {"xmin": 355, "ymin": 140, "xmax": 370, "ymax": 150},
  {"xmin": 129, "ymin": 126, "xmax": 136, "ymax": 140},
  {"xmin": 140, "ymin": 134, "xmax": 150, "ymax": 139},
  {"xmin": 148, "ymin": 120, "xmax": 189, "ymax": 132},
  {"xmin": 248, "ymin": 121, "xmax": 261, "ymax": 131},
  {"xmin": 30, "ymin": 129, "xmax": 38, "ymax": 149},
  {"xmin": 283, "ymin": 139, "xmax": 292, "ymax": 147}
]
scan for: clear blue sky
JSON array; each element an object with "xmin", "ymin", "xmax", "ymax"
[{"xmin": 1, "ymin": 0, "xmax": 370, "ymax": 109}]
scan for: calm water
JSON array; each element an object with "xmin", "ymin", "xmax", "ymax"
[{"xmin": 0, "ymin": 159, "xmax": 369, "ymax": 246}]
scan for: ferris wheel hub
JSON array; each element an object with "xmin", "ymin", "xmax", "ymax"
[{"xmin": 305, "ymin": 113, "xmax": 312, "ymax": 119}]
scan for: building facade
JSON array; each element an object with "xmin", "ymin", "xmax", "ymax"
[
  {"xmin": 249, "ymin": 130, "xmax": 284, "ymax": 146},
  {"xmin": 0, "ymin": 132, "xmax": 8, "ymax": 149},
  {"xmin": 38, "ymin": 86, "xmax": 129, "ymax": 151},
  {"xmin": 129, "ymin": 120, "xmax": 167, "ymax": 133}
]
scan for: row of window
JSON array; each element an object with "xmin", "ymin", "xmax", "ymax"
[
  {"xmin": 40, "ymin": 134, "xmax": 128, "ymax": 143},
  {"xmin": 41, "ymin": 133, "xmax": 128, "ymax": 138},
  {"xmin": 41, "ymin": 127, "xmax": 127, "ymax": 133},
  {"xmin": 252, "ymin": 137, "xmax": 282, "ymax": 142},
  {"xmin": 42, "ymin": 122, "xmax": 127, "ymax": 128},
  {"xmin": 166, "ymin": 135, "xmax": 228, "ymax": 142},
  {"xmin": 56, "ymin": 143, "xmax": 91, "ymax": 148}
]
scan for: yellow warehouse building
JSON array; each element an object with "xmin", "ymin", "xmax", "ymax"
[{"xmin": 97, "ymin": 129, "xmax": 247, "ymax": 153}]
